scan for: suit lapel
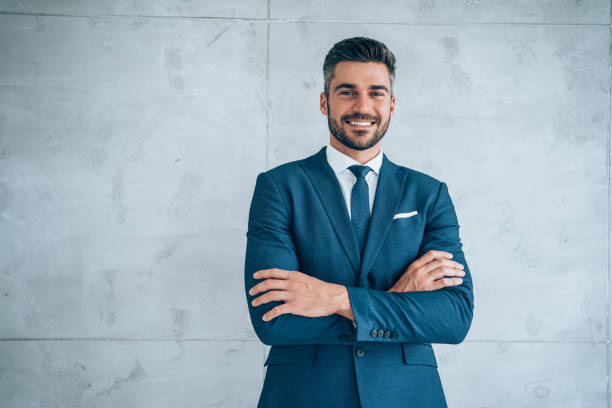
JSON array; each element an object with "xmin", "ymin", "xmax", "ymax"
[
  {"xmin": 357, "ymin": 154, "xmax": 407, "ymax": 286},
  {"xmin": 299, "ymin": 147, "xmax": 361, "ymax": 275}
]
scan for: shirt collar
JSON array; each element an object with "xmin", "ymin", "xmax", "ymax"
[{"xmin": 326, "ymin": 143, "xmax": 383, "ymax": 176}]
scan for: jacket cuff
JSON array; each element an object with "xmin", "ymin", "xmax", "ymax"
[{"xmin": 346, "ymin": 286, "xmax": 400, "ymax": 342}]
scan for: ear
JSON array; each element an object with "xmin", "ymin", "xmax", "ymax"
[
  {"xmin": 320, "ymin": 92, "xmax": 328, "ymax": 116},
  {"xmin": 390, "ymin": 94, "xmax": 396, "ymax": 118}
]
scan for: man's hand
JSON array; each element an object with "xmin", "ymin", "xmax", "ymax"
[
  {"xmin": 249, "ymin": 268, "xmax": 349, "ymax": 321},
  {"xmin": 387, "ymin": 250, "xmax": 465, "ymax": 292}
]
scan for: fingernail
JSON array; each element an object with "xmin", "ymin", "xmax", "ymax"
[
  {"xmin": 251, "ymin": 300, "xmax": 256, "ymax": 306},
  {"xmin": 457, "ymin": 278, "xmax": 463, "ymax": 283},
  {"xmin": 253, "ymin": 272, "xmax": 258, "ymax": 278}
]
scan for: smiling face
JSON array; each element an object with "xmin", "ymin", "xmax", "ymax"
[{"xmin": 320, "ymin": 61, "xmax": 396, "ymax": 153}]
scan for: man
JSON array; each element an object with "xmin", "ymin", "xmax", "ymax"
[{"xmin": 244, "ymin": 37, "xmax": 474, "ymax": 408}]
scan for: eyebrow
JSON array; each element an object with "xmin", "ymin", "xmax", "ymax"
[{"xmin": 334, "ymin": 83, "xmax": 389, "ymax": 93}]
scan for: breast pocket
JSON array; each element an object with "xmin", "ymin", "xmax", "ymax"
[
  {"xmin": 264, "ymin": 344, "xmax": 316, "ymax": 366},
  {"xmin": 393, "ymin": 210, "xmax": 419, "ymax": 220},
  {"xmin": 370, "ymin": 212, "xmax": 425, "ymax": 288},
  {"xmin": 392, "ymin": 209, "xmax": 421, "ymax": 223},
  {"xmin": 388, "ymin": 210, "xmax": 424, "ymax": 245}
]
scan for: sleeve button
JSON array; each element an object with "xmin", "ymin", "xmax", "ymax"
[
  {"xmin": 377, "ymin": 329, "xmax": 385, "ymax": 337},
  {"xmin": 384, "ymin": 330, "xmax": 391, "ymax": 338},
  {"xmin": 370, "ymin": 329, "xmax": 378, "ymax": 338}
]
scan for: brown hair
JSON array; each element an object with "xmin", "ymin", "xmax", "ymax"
[{"xmin": 323, "ymin": 37, "xmax": 396, "ymax": 98}]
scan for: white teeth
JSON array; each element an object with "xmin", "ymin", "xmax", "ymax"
[{"xmin": 349, "ymin": 121, "xmax": 373, "ymax": 126}]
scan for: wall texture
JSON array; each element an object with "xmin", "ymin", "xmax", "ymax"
[{"xmin": 0, "ymin": 1, "xmax": 609, "ymax": 407}]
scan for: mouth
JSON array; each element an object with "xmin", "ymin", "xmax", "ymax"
[{"xmin": 344, "ymin": 119, "xmax": 377, "ymax": 129}]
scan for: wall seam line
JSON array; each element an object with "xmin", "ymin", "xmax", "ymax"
[
  {"xmin": 0, "ymin": 11, "xmax": 609, "ymax": 26},
  {"xmin": 262, "ymin": 15, "xmax": 271, "ymax": 390},
  {"xmin": 0, "ymin": 338, "xmax": 609, "ymax": 343},
  {"xmin": 265, "ymin": 23, "xmax": 270, "ymax": 172},
  {"xmin": 607, "ymin": 5, "xmax": 611, "ymax": 407}
]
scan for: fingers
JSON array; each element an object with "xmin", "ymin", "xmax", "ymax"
[
  {"xmin": 263, "ymin": 304, "xmax": 290, "ymax": 321},
  {"xmin": 251, "ymin": 290, "xmax": 288, "ymax": 307},
  {"xmin": 411, "ymin": 250, "xmax": 453, "ymax": 270},
  {"xmin": 432, "ymin": 277, "xmax": 464, "ymax": 290},
  {"xmin": 414, "ymin": 252, "xmax": 465, "ymax": 291},
  {"xmin": 429, "ymin": 266, "xmax": 466, "ymax": 281},
  {"xmin": 253, "ymin": 268, "xmax": 293, "ymax": 280},
  {"xmin": 249, "ymin": 278, "xmax": 289, "ymax": 296},
  {"xmin": 420, "ymin": 258, "xmax": 464, "ymax": 276}
]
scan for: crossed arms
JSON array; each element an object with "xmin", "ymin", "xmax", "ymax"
[{"xmin": 244, "ymin": 172, "xmax": 474, "ymax": 346}]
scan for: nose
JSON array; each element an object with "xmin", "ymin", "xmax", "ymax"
[{"xmin": 352, "ymin": 92, "xmax": 373, "ymax": 113}]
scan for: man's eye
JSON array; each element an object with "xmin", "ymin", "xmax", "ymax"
[
  {"xmin": 372, "ymin": 92, "xmax": 384, "ymax": 96},
  {"xmin": 340, "ymin": 90, "xmax": 353, "ymax": 95}
]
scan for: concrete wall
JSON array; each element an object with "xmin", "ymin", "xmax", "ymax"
[{"xmin": 0, "ymin": 1, "xmax": 609, "ymax": 406}]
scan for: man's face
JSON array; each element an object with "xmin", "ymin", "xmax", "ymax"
[{"xmin": 320, "ymin": 61, "xmax": 396, "ymax": 151}]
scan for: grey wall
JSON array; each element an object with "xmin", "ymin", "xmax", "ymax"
[{"xmin": 0, "ymin": 1, "xmax": 609, "ymax": 407}]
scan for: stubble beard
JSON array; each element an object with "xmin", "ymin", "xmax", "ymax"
[{"xmin": 327, "ymin": 101, "xmax": 391, "ymax": 151}]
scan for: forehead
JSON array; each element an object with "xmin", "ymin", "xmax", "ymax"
[{"xmin": 330, "ymin": 61, "xmax": 391, "ymax": 88}]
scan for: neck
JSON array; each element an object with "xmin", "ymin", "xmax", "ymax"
[{"xmin": 330, "ymin": 136, "xmax": 381, "ymax": 164}]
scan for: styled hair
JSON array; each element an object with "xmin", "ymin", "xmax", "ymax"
[{"xmin": 323, "ymin": 37, "xmax": 396, "ymax": 98}]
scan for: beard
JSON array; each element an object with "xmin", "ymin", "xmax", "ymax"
[{"xmin": 327, "ymin": 102, "xmax": 391, "ymax": 151}]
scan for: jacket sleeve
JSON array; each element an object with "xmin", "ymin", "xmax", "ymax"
[
  {"xmin": 244, "ymin": 171, "xmax": 355, "ymax": 346},
  {"xmin": 345, "ymin": 181, "xmax": 474, "ymax": 344}
]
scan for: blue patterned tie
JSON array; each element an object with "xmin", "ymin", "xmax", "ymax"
[{"xmin": 348, "ymin": 165, "xmax": 372, "ymax": 256}]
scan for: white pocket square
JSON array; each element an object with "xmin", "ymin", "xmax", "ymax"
[{"xmin": 393, "ymin": 211, "xmax": 418, "ymax": 219}]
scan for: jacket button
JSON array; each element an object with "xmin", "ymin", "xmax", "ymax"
[
  {"xmin": 370, "ymin": 329, "xmax": 378, "ymax": 338},
  {"xmin": 384, "ymin": 330, "xmax": 391, "ymax": 338},
  {"xmin": 355, "ymin": 348, "xmax": 365, "ymax": 357},
  {"xmin": 391, "ymin": 332, "xmax": 398, "ymax": 338},
  {"xmin": 377, "ymin": 329, "xmax": 385, "ymax": 338}
]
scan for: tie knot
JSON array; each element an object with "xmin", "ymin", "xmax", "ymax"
[{"xmin": 348, "ymin": 165, "xmax": 372, "ymax": 179}]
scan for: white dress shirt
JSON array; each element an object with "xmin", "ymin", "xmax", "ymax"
[{"xmin": 325, "ymin": 143, "xmax": 383, "ymax": 220}]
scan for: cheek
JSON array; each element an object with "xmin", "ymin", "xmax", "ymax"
[
  {"xmin": 329, "ymin": 100, "xmax": 350, "ymax": 116},
  {"xmin": 374, "ymin": 103, "xmax": 389, "ymax": 116}
]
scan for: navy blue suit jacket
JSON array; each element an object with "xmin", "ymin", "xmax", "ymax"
[{"xmin": 245, "ymin": 146, "xmax": 474, "ymax": 407}]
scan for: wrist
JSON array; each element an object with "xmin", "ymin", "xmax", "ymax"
[{"xmin": 330, "ymin": 284, "xmax": 352, "ymax": 319}]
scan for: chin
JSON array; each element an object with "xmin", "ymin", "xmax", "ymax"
[
  {"xmin": 349, "ymin": 135, "xmax": 378, "ymax": 148},
  {"xmin": 347, "ymin": 139, "xmax": 378, "ymax": 151}
]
